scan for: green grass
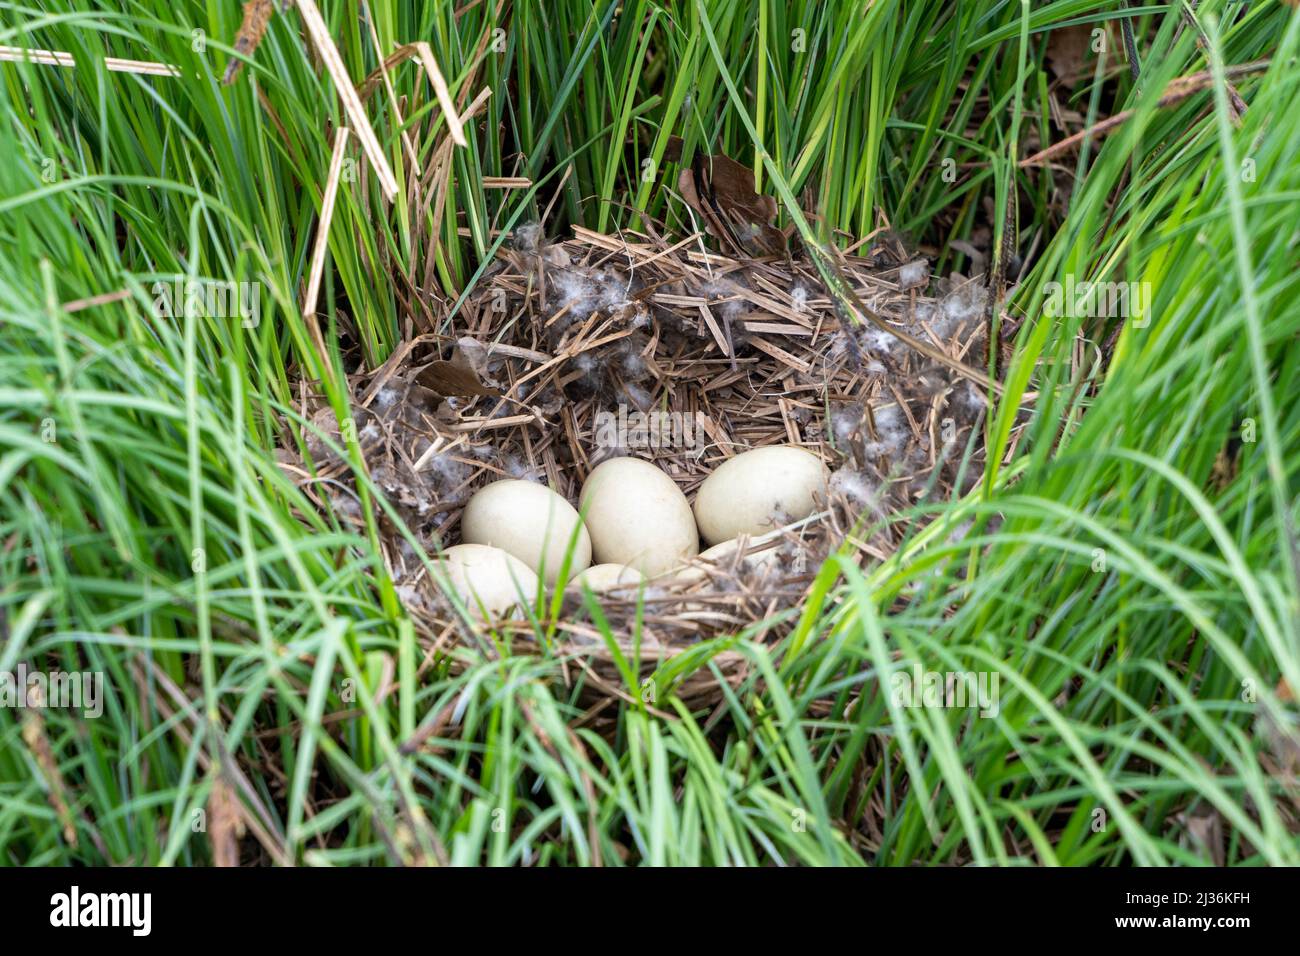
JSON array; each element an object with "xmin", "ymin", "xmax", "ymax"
[{"xmin": 1, "ymin": 0, "xmax": 1297, "ymax": 865}]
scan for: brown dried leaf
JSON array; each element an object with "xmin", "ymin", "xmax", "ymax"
[
  {"xmin": 1046, "ymin": 23, "xmax": 1094, "ymax": 90},
  {"xmin": 414, "ymin": 339, "xmax": 501, "ymax": 397},
  {"xmin": 1183, "ymin": 810, "xmax": 1225, "ymax": 867},
  {"xmin": 223, "ymin": 0, "xmax": 277, "ymax": 85},
  {"xmin": 450, "ymin": 336, "xmax": 494, "ymax": 380},
  {"xmin": 673, "ymin": 142, "xmax": 785, "ymax": 257},
  {"xmin": 677, "ymin": 167, "xmax": 729, "ymax": 248},
  {"xmin": 707, "ymin": 154, "xmax": 778, "ymax": 232}
]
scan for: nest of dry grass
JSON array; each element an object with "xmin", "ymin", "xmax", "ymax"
[{"xmin": 279, "ymin": 225, "xmax": 1021, "ymax": 704}]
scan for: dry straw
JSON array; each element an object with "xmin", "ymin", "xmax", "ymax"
[
  {"xmin": 0, "ymin": 44, "xmax": 179, "ymax": 76},
  {"xmin": 292, "ymin": 0, "xmax": 399, "ymax": 202}
]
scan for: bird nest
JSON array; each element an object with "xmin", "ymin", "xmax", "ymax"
[{"xmin": 280, "ymin": 226, "xmax": 1017, "ymax": 707}]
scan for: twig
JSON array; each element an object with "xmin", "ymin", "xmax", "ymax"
[
  {"xmin": 1021, "ymin": 59, "xmax": 1270, "ymax": 167},
  {"xmin": 63, "ymin": 289, "xmax": 131, "ymax": 313},
  {"xmin": 1178, "ymin": 1, "xmax": 1249, "ymax": 119},
  {"xmin": 356, "ymin": 41, "xmax": 467, "ymax": 149}
]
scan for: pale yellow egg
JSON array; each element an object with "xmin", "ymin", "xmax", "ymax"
[
  {"xmin": 437, "ymin": 543, "xmax": 540, "ymax": 619},
  {"xmin": 570, "ymin": 563, "xmax": 646, "ymax": 592},
  {"xmin": 579, "ymin": 457, "xmax": 699, "ymax": 576},
  {"xmin": 461, "ymin": 479, "xmax": 591, "ymax": 585},
  {"xmin": 693, "ymin": 446, "xmax": 827, "ymax": 545}
]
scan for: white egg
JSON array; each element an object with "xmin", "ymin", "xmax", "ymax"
[
  {"xmin": 693, "ymin": 445, "xmax": 827, "ymax": 545},
  {"xmin": 579, "ymin": 457, "xmax": 699, "ymax": 576},
  {"xmin": 460, "ymin": 479, "xmax": 591, "ymax": 585},
  {"xmin": 674, "ymin": 533, "xmax": 783, "ymax": 584},
  {"xmin": 569, "ymin": 563, "xmax": 646, "ymax": 592},
  {"xmin": 437, "ymin": 543, "xmax": 540, "ymax": 619}
]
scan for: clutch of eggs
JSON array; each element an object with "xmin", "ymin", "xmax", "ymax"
[{"xmin": 447, "ymin": 447, "xmax": 827, "ymax": 617}]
